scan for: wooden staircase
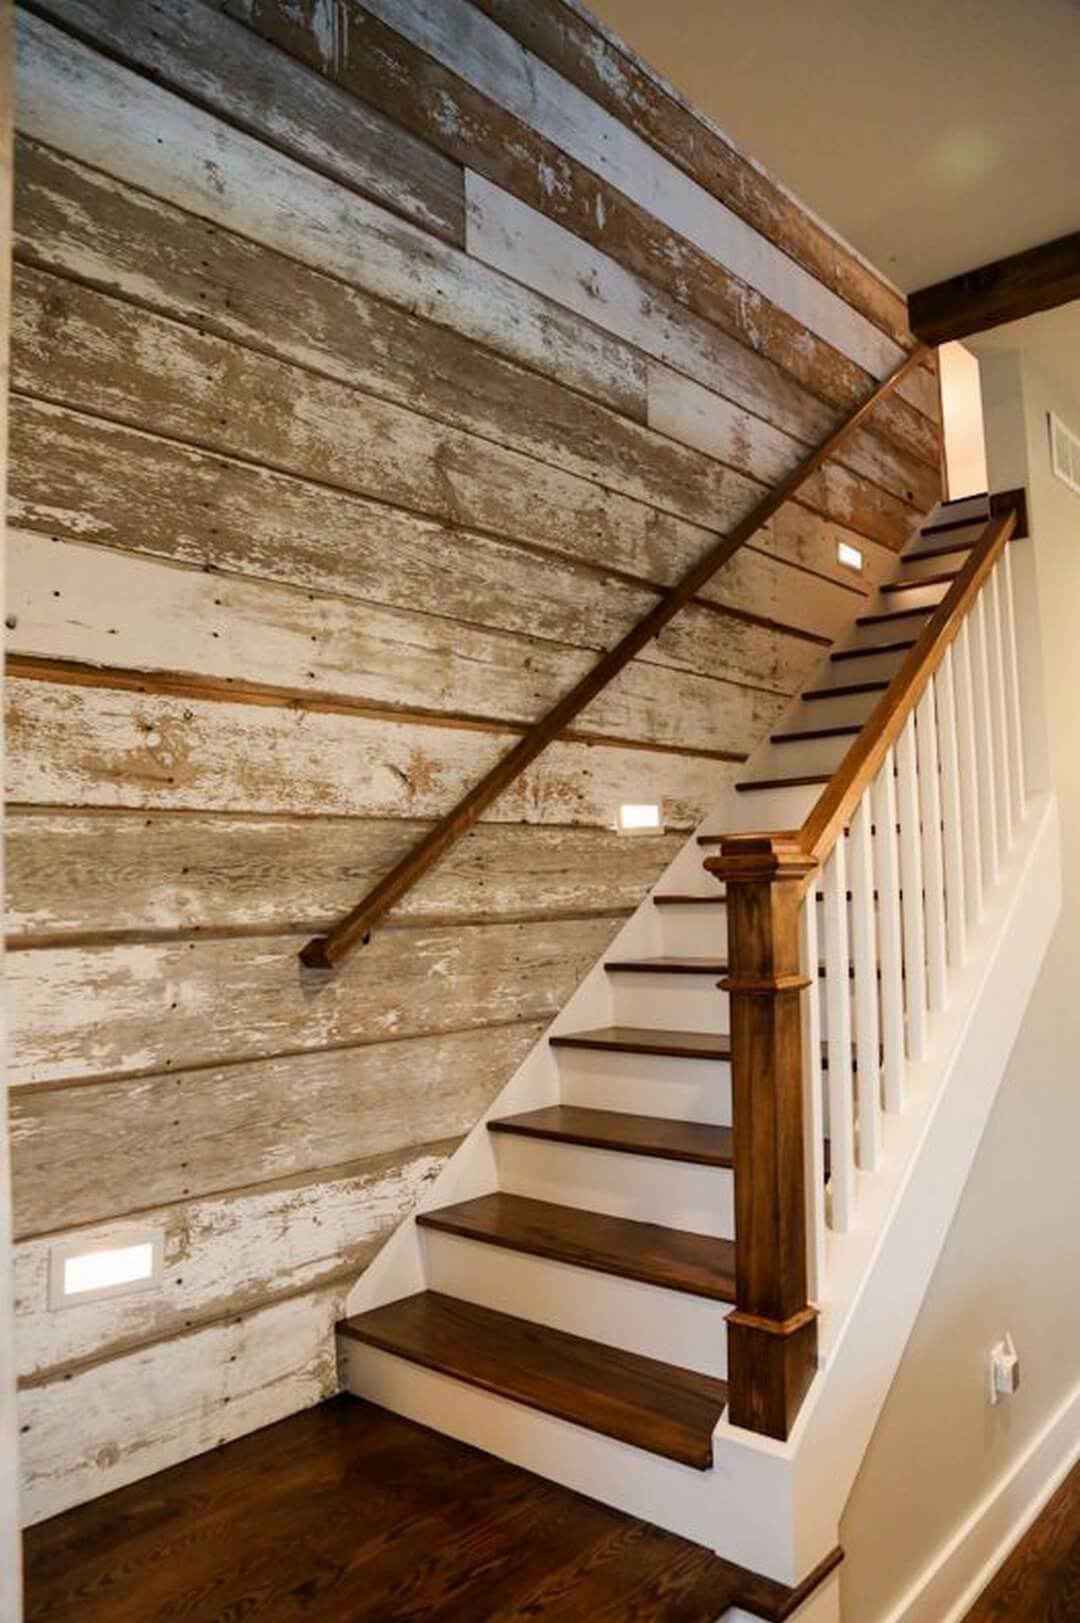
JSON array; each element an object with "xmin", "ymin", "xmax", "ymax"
[
  {"xmin": 337, "ymin": 485, "xmax": 1060, "ymax": 1617},
  {"xmin": 336, "ymin": 502, "xmax": 974, "ymax": 1526}
]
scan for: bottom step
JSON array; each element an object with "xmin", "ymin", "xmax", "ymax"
[{"xmin": 340, "ymin": 1291, "xmax": 728, "ymax": 1468}]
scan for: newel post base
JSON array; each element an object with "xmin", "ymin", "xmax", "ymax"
[{"xmin": 705, "ymin": 833, "xmax": 819, "ymax": 1441}]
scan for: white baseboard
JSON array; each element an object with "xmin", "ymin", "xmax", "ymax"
[{"xmin": 882, "ymin": 1379, "xmax": 1080, "ymax": 1623}]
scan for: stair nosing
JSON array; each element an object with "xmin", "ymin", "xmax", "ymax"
[
  {"xmin": 652, "ymin": 892, "xmax": 726, "ymax": 905},
  {"xmin": 770, "ymin": 723, "xmax": 861, "ymax": 744},
  {"xmin": 488, "ymin": 1105, "xmax": 735, "ymax": 1167},
  {"xmin": 734, "ymin": 773, "xmax": 831, "ymax": 792},
  {"xmin": 857, "ymin": 604, "xmax": 933, "ymax": 627},
  {"xmin": 551, "ymin": 1026, "xmax": 732, "ymax": 1062},
  {"xmin": 339, "ymin": 1290, "xmax": 727, "ymax": 1469},
  {"xmin": 416, "ymin": 1194, "xmax": 737, "ymax": 1303},
  {"xmin": 605, "ymin": 956, "xmax": 728, "ymax": 975},
  {"xmin": 804, "ymin": 679, "xmax": 889, "ymax": 700},
  {"xmin": 881, "ymin": 570, "xmax": 957, "ymax": 593},
  {"xmin": 831, "ymin": 638, "xmax": 916, "ymax": 662}
]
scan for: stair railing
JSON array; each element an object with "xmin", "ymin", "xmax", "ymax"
[
  {"xmin": 300, "ymin": 346, "xmax": 930, "ymax": 969},
  {"xmin": 706, "ymin": 499, "xmax": 1027, "ymax": 1440}
]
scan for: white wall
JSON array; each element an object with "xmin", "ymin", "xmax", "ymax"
[
  {"xmin": 0, "ymin": 3, "xmax": 22, "ymax": 1616},
  {"xmin": 838, "ymin": 344, "xmax": 1080, "ymax": 1620},
  {"xmin": 939, "ymin": 340, "xmax": 988, "ymax": 499}
]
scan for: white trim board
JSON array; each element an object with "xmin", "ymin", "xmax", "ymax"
[{"xmin": 880, "ymin": 1378, "xmax": 1080, "ymax": 1623}]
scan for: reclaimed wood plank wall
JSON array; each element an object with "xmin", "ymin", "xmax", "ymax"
[{"xmin": 6, "ymin": 0, "xmax": 943, "ymax": 1522}]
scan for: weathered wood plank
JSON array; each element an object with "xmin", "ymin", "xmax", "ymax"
[
  {"xmin": 469, "ymin": 0, "xmax": 912, "ymax": 349},
  {"xmin": 5, "ymin": 811, "xmax": 681, "ymax": 939},
  {"xmin": 11, "ymin": 257, "xmax": 916, "ymax": 552},
  {"xmin": 10, "ymin": 1023, "xmax": 544, "ymax": 1235},
  {"xmin": 10, "ymin": 398, "xmax": 869, "ymax": 641},
  {"xmin": 25, "ymin": 0, "xmax": 467, "ymax": 242},
  {"xmin": 5, "ymin": 677, "xmax": 740, "ymax": 826},
  {"xmin": 13, "ymin": 9, "xmax": 643, "ymax": 417},
  {"xmin": 17, "ymin": 1283, "xmax": 347, "ymax": 1524},
  {"xmin": 6, "ymin": 533, "xmax": 804, "ymax": 757},
  {"xmin": 465, "ymin": 172, "xmax": 942, "ymax": 482},
  {"xmin": 14, "ymin": 1146, "xmax": 450, "ymax": 1377},
  {"xmin": 14, "ymin": 135, "xmax": 937, "ymax": 539},
  {"xmin": 223, "ymin": 0, "xmax": 938, "ymax": 427},
  {"xmin": 7, "ymin": 917, "xmax": 621, "ymax": 1086}
]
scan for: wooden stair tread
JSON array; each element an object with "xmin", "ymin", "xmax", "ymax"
[
  {"xmin": 417, "ymin": 1193, "xmax": 737, "ymax": 1301},
  {"xmin": 605, "ymin": 955, "xmax": 728, "ymax": 973},
  {"xmin": 831, "ymin": 638, "xmax": 916, "ymax": 661},
  {"xmin": 735, "ymin": 772, "xmax": 831, "ymax": 792},
  {"xmin": 857, "ymin": 603, "xmax": 933, "ymax": 627},
  {"xmin": 652, "ymin": 891, "xmax": 726, "ymax": 905},
  {"xmin": 338, "ymin": 1291, "xmax": 728, "ymax": 1468},
  {"xmin": 919, "ymin": 513, "xmax": 988, "ymax": 536},
  {"xmin": 489, "ymin": 1105, "xmax": 735, "ymax": 1166},
  {"xmin": 770, "ymin": 723, "xmax": 860, "ymax": 743},
  {"xmin": 881, "ymin": 571, "xmax": 957, "ymax": 592},
  {"xmin": 804, "ymin": 678, "xmax": 889, "ymax": 700},
  {"xmin": 551, "ymin": 1026, "xmax": 732, "ymax": 1061}
]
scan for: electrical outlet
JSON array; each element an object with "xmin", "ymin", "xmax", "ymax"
[{"xmin": 989, "ymin": 1334, "xmax": 1021, "ymax": 1404}]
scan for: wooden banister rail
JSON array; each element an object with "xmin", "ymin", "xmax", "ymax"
[
  {"xmin": 301, "ymin": 344, "xmax": 929, "ymax": 969},
  {"xmin": 797, "ymin": 505, "xmax": 1017, "ymax": 873},
  {"xmin": 705, "ymin": 495, "xmax": 1024, "ymax": 1440}
]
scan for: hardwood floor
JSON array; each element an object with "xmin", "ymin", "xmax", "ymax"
[
  {"xmin": 963, "ymin": 1463, "xmax": 1080, "ymax": 1621},
  {"xmin": 22, "ymin": 1395, "xmax": 831, "ymax": 1621}
]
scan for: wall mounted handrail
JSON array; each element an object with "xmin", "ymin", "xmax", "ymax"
[{"xmin": 301, "ymin": 344, "xmax": 929, "ymax": 969}]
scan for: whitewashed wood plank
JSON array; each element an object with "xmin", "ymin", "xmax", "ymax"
[
  {"xmin": 11, "ymin": 398, "xmax": 861, "ymax": 648},
  {"xmin": 14, "ymin": 1146, "xmax": 447, "ymax": 1379},
  {"xmin": 467, "ymin": 172, "xmax": 941, "ymax": 492},
  {"xmin": 6, "ymin": 811, "xmax": 678, "ymax": 938},
  {"xmin": 11, "ymin": 1022, "xmax": 544, "ymax": 1235},
  {"xmin": 356, "ymin": 0, "xmax": 905, "ymax": 379},
  {"xmin": 13, "ymin": 11, "xmax": 642, "ymax": 415},
  {"xmin": 7, "ymin": 532, "xmax": 792, "ymax": 757},
  {"xmin": 7, "ymin": 917, "xmax": 621, "ymax": 1086},
  {"xmin": 27, "ymin": 0, "xmax": 466, "ymax": 241},
  {"xmin": 18, "ymin": 1284, "xmax": 347, "ymax": 1524},
  {"xmin": 5, "ymin": 678, "xmax": 739, "ymax": 827}
]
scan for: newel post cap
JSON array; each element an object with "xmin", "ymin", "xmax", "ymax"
[{"xmin": 704, "ymin": 831, "xmax": 817, "ymax": 885}]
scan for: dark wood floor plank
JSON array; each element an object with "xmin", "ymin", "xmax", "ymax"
[
  {"xmin": 340, "ymin": 1291, "xmax": 728, "ymax": 1467},
  {"xmin": 23, "ymin": 1395, "xmax": 842, "ymax": 1621},
  {"xmin": 963, "ymin": 1462, "xmax": 1080, "ymax": 1622},
  {"xmin": 416, "ymin": 1192, "xmax": 737, "ymax": 1300},
  {"xmin": 489, "ymin": 1104, "xmax": 735, "ymax": 1166}
]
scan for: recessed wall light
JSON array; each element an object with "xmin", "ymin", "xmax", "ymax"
[
  {"xmin": 837, "ymin": 540, "xmax": 864, "ymax": 572},
  {"xmin": 616, "ymin": 802, "xmax": 663, "ymax": 834},
  {"xmin": 50, "ymin": 1228, "xmax": 163, "ymax": 1309}
]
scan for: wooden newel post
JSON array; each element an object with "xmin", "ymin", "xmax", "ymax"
[{"xmin": 704, "ymin": 833, "xmax": 819, "ymax": 1440}]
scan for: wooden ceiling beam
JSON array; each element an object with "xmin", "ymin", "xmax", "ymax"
[{"xmin": 908, "ymin": 230, "xmax": 1080, "ymax": 345}]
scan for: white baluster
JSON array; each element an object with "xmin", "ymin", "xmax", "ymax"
[
  {"xmin": 873, "ymin": 753, "xmax": 905, "ymax": 1112},
  {"xmin": 916, "ymin": 679, "xmax": 948, "ymax": 1012},
  {"xmin": 970, "ymin": 593, "xmax": 1001, "ymax": 889},
  {"xmin": 937, "ymin": 644, "xmax": 967, "ymax": 967},
  {"xmin": 954, "ymin": 619, "xmax": 985, "ymax": 927},
  {"xmin": 896, "ymin": 713, "xmax": 927, "ymax": 1060},
  {"xmin": 999, "ymin": 548, "xmax": 1028, "ymax": 824},
  {"xmin": 823, "ymin": 839, "xmax": 855, "ymax": 1232},
  {"xmin": 986, "ymin": 568, "xmax": 1014, "ymax": 851},
  {"xmin": 850, "ymin": 793, "xmax": 881, "ymax": 1170},
  {"xmin": 800, "ymin": 886, "xmax": 827, "ymax": 1302}
]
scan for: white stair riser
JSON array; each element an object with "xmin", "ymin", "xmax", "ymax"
[
  {"xmin": 798, "ymin": 689, "xmax": 885, "ymax": 728},
  {"xmin": 752, "ymin": 734, "xmax": 855, "ymax": 780},
  {"xmin": 609, "ymin": 970, "xmax": 727, "ymax": 1032},
  {"xmin": 492, "ymin": 1133, "xmax": 734, "ymax": 1238},
  {"xmin": 340, "ymin": 1340, "xmax": 721, "ymax": 1548},
  {"xmin": 814, "ymin": 647, "xmax": 910, "ymax": 688},
  {"xmin": 898, "ymin": 551, "xmax": 965, "ymax": 583},
  {"xmin": 876, "ymin": 580, "xmax": 950, "ymax": 614},
  {"xmin": 846, "ymin": 611, "xmax": 930, "ymax": 650},
  {"xmin": 421, "ymin": 1227, "xmax": 730, "ymax": 1377},
  {"xmin": 656, "ymin": 903, "xmax": 728, "ymax": 958},
  {"xmin": 556, "ymin": 1046, "xmax": 732, "ymax": 1125},
  {"xmin": 728, "ymin": 783, "xmax": 824, "ymax": 829}
]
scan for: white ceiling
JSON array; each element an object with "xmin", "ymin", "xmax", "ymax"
[{"xmin": 585, "ymin": 0, "xmax": 1080, "ymax": 294}]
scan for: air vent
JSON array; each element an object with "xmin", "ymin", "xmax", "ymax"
[{"xmin": 1049, "ymin": 411, "xmax": 1080, "ymax": 497}]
